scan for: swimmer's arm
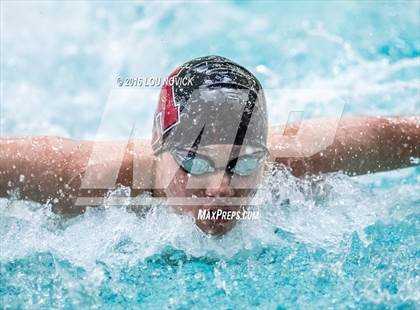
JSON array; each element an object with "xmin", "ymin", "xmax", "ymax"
[
  {"xmin": 268, "ymin": 116, "xmax": 420, "ymax": 176},
  {"xmin": 0, "ymin": 137, "xmax": 86, "ymax": 213},
  {"xmin": 0, "ymin": 137, "xmax": 154, "ymax": 214}
]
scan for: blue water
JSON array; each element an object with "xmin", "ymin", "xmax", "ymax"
[{"xmin": 1, "ymin": 1, "xmax": 419, "ymax": 309}]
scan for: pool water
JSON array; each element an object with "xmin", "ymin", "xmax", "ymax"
[{"xmin": 1, "ymin": 1, "xmax": 419, "ymax": 309}]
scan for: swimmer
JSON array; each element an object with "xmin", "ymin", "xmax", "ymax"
[{"xmin": 1, "ymin": 56, "xmax": 419, "ymax": 236}]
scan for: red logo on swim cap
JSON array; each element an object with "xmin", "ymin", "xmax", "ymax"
[{"xmin": 152, "ymin": 66, "xmax": 182, "ymax": 146}]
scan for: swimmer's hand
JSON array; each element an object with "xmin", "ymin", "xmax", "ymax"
[
  {"xmin": 268, "ymin": 116, "xmax": 420, "ymax": 176},
  {"xmin": 0, "ymin": 137, "xmax": 153, "ymax": 214}
]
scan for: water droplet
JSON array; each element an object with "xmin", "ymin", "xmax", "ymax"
[{"xmin": 409, "ymin": 157, "xmax": 419, "ymax": 164}]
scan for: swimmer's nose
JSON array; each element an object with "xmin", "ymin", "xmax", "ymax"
[{"xmin": 204, "ymin": 173, "xmax": 235, "ymax": 197}]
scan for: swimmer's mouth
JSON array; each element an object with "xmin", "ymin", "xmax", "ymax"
[
  {"xmin": 167, "ymin": 197, "xmax": 250, "ymax": 207},
  {"xmin": 205, "ymin": 205, "xmax": 241, "ymax": 211},
  {"xmin": 201, "ymin": 197, "xmax": 249, "ymax": 207}
]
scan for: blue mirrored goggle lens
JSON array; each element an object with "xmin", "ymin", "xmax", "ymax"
[
  {"xmin": 181, "ymin": 157, "xmax": 213, "ymax": 175},
  {"xmin": 172, "ymin": 150, "xmax": 263, "ymax": 176},
  {"xmin": 230, "ymin": 157, "xmax": 261, "ymax": 176}
]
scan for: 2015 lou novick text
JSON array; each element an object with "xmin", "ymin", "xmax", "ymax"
[{"xmin": 117, "ymin": 76, "xmax": 194, "ymax": 87}]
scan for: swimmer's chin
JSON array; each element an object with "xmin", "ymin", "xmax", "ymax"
[
  {"xmin": 170, "ymin": 205, "xmax": 241, "ymax": 237},
  {"xmin": 195, "ymin": 218, "xmax": 237, "ymax": 237}
]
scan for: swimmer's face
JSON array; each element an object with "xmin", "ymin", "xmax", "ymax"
[{"xmin": 154, "ymin": 144, "xmax": 266, "ymax": 236}]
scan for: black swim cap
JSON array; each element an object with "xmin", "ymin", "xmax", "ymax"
[{"xmin": 151, "ymin": 55, "xmax": 267, "ymax": 155}]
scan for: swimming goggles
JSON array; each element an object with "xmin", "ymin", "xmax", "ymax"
[{"xmin": 171, "ymin": 148, "xmax": 267, "ymax": 176}]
